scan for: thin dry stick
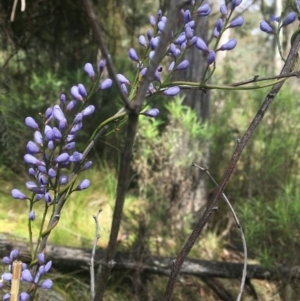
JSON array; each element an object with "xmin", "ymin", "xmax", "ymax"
[
  {"xmin": 10, "ymin": 261, "xmax": 22, "ymax": 301},
  {"xmin": 162, "ymin": 32, "xmax": 300, "ymax": 301},
  {"xmin": 90, "ymin": 209, "xmax": 102, "ymax": 301},
  {"xmin": 193, "ymin": 163, "xmax": 247, "ymax": 301}
]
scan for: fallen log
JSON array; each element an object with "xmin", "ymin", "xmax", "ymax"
[{"xmin": 1, "ymin": 233, "xmax": 299, "ymax": 281}]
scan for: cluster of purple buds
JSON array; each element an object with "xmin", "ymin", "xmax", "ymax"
[
  {"xmin": 1, "ymin": 250, "xmax": 53, "ymax": 300},
  {"xmin": 11, "ymin": 61, "xmax": 113, "ymax": 207},
  {"xmin": 260, "ymin": 11, "xmax": 297, "ymax": 34},
  {"xmin": 125, "ymin": 2, "xmax": 244, "ymax": 102}
]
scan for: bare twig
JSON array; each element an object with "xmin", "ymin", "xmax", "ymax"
[
  {"xmin": 162, "ymin": 32, "xmax": 300, "ymax": 301},
  {"xmin": 193, "ymin": 163, "xmax": 247, "ymax": 301},
  {"xmin": 91, "ymin": 209, "xmax": 102, "ymax": 301}
]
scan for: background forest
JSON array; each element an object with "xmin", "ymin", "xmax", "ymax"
[{"xmin": 1, "ymin": 0, "xmax": 300, "ymax": 300}]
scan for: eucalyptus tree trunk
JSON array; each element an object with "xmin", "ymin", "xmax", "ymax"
[{"xmin": 170, "ymin": 10, "xmax": 210, "ymax": 226}]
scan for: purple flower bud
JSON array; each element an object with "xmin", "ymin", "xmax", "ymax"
[
  {"xmin": 34, "ymin": 131, "xmax": 43, "ymax": 145},
  {"xmin": 67, "ymin": 100, "xmax": 77, "ymax": 111},
  {"xmin": 45, "ymin": 260, "xmax": 52, "ymax": 273},
  {"xmin": 44, "ymin": 193, "xmax": 52, "ymax": 203},
  {"xmin": 78, "ymin": 83, "xmax": 87, "ymax": 98},
  {"xmin": 184, "ymin": 10, "xmax": 191, "ymax": 23},
  {"xmin": 219, "ymin": 39, "xmax": 237, "ymax": 51},
  {"xmin": 229, "ymin": 16, "xmax": 244, "ymax": 28},
  {"xmin": 24, "ymin": 154, "xmax": 40, "ymax": 165},
  {"xmin": 35, "ymin": 194, "xmax": 44, "ymax": 201},
  {"xmin": 163, "ymin": 86, "xmax": 180, "ymax": 96},
  {"xmin": 26, "ymin": 141, "xmax": 40, "ymax": 154},
  {"xmin": 189, "ymin": 36, "xmax": 198, "ymax": 46},
  {"xmin": 121, "ymin": 83, "xmax": 128, "ymax": 95},
  {"xmin": 3, "ymin": 293, "xmax": 10, "ymax": 301},
  {"xmin": 28, "ymin": 168, "xmax": 36, "ymax": 177},
  {"xmin": 44, "ymin": 125, "xmax": 54, "ymax": 141},
  {"xmin": 150, "ymin": 36, "xmax": 160, "ymax": 50},
  {"xmin": 64, "ymin": 142, "xmax": 76, "ymax": 151},
  {"xmin": 138, "ymin": 35, "xmax": 147, "ymax": 47},
  {"xmin": 216, "ymin": 18, "xmax": 223, "ymax": 32},
  {"xmin": 220, "ymin": 4, "xmax": 228, "ymax": 16},
  {"xmin": 169, "ymin": 43, "xmax": 177, "ymax": 57},
  {"xmin": 207, "ymin": 50, "xmax": 216, "ymax": 65},
  {"xmin": 270, "ymin": 15, "xmax": 280, "ymax": 22},
  {"xmin": 59, "ymin": 120, "xmax": 67, "ymax": 131},
  {"xmin": 282, "ymin": 12, "xmax": 297, "ymax": 26},
  {"xmin": 82, "ymin": 161, "xmax": 93, "ymax": 170},
  {"xmin": 154, "ymin": 70, "xmax": 160, "ymax": 82},
  {"xmin": 22, "ymin": 269, "xmax": 33, "ymax": 283},
  {"xmin": 19, "ymin": 292, "xmax": 30, "ymax": 301},
  {"xmin": 74, "ymin": 113, "xmax": 83, "ymax": 123},
  {"xmin": 176, "ymin": 60, "xmax": 189, "ymax": 70},
  {"xmin": 196, "ymin": 37, "xmax": 208, "ymax": 52},
  {"xmin": 37, "ymin": 164, "xmax": 46, "ymax": 173},
  {"xmin": 185, "ymin": 26, "xmax": 193, "ymax": 39},
  {"xmin": 175, "ymin": 33, "xmax": 187, "ymax": 45},
  {"xmin": 76, "ymin": 179, "xmax": 91, "ymax": 190},
  {"xmin": 38, "ymin": 173, "xmax": 47, "ymax": 185},
  {"xmin": 99, "ymin": 59, "xmax": 106, "ymax": 73},
  {"xmin": 38, "ymin": 253, "xmax": 45, "ymax": 265},
  {"xmin": 55, "ymin": 153, "xmax": 69, "ymax": 163},
  {"xmin": 82, "ymin": 105, "xmax": 95, "ymax": 117},
  {"xmin": 213, "ymin": 27, "xmax": 220, "ymax": 38},
  {"xmin": 185, "ymin": 20, "xmax": 195, "ymax": 29},
  {"xmin": 157, "ymin": 9, "xmax": 162, "ymax": 19},
  {"xmin": 149, "ymin": 15, "xmax": 156, "ymax": 26},
  {"xmin": 45, "ymin": 107, "xmax": 53, "ymax": 120},
  {"xmin": 161, "ymin": 16, "xmax": 167, "ymax": 23},
  {"xmin": 231, "ymin": 0, "xmax": 242, "ymax": 10},
  {"xmin": 25, "ymin": 117, "xmax": 39, "ymax": 130},
  {"xmin": 197, "ymin": 3, "xmax": 211, "ymax": 16},
  {"xmin": 70, "ymin": 122, "xmax": 82, "ymax": 134},
  {"xmin": 60, "ymin": 94, "xmax": 66, "ymax": 104},
  {"xmin": 84, "ymin": 63, "xmax": 95, "ymax": 78},
  {"xmin": 48, "ymin": 168, "xmax": 57, "ymax": 178},
  {"xmin": 53, "ymin": 105, "xmax": 67, "ymax": 126},
  {"xmin": 143, "ymin": 108, "xmax": 160, "ymax": 117},
  {"xmin": 3, "ymin": 272, "xmax": 12, "ymax": 281},
  {"xmin": 59, "ymin": 175, "xmax": 68, "ymax": 185},
  {"xmin": 71, "ymin": 86, "xmax": 83, "ymax": 101},
  {"xmin": 10, "ymin": 249, "xmax": 19, "ymax": 260},
  {"xmin": 116, "ymin": 74, "xmax": 130, "ymax": 85},
  {"xmin": 40, "ymin": 279, "xmax": 53, "ymax": 289},
  {"xmin": 25, "ymin": 181, "xmax": 44, "ymax": 194},
  {"xmin": 181, "ymin": 42, "xmax": 187, "ymax": 50},
  {"xmin": 2, "ymin": 256, "xmax": 11, "ymax": 264},
  {"xmin": 158, "ymin": 21, "xmax": 165, "ymax": 32},
  {"xmin": 53, "ymin": 127, "xmax": 62, "ymax": 140},
  {"xmin": 259, "ymin": 21, "xmax": 273, "ymax": 34},
  {"xmin": 48, "ymin": 139, "xmax": 54, "ymax": 150},
  {"xmin": 29, "ymin": 211, "xmax": 35, "ymax": 221},
  {"xmin": 70, "ymin": 151, "xmax": 83, "ymax": 162},
  {"xmin": 149, "ymin": 51, "xmax": 155, "ymax": 60},
  {"xmin": 99, "ymin": 78, "xmax": 113, "ymax": 90},
  {"xmin": 147, "ymin": 29, "xmax": 152, "ymax": 41},
  {"xmin": 168, "ymin": 61, "xmax": 175, "ymax": 71},
  {"xmin": 67, "ymin": 134, "xmax": 75, "ymax": 142}
]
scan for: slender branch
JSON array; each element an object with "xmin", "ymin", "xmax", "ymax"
[
  {"xmin": 162, "ymin": 32, "xmax": 300, "ymax": 301},
  {"xmin": 192, "ymin": 163, "xmax": 247, "ymax": 301},
  {"xmin": 91, "ymin": 209, "xmax": 102, "ymax": 301},
  {"xmin": 93, "ymin": 113, "xmax": 138, "ymax": 301}
]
